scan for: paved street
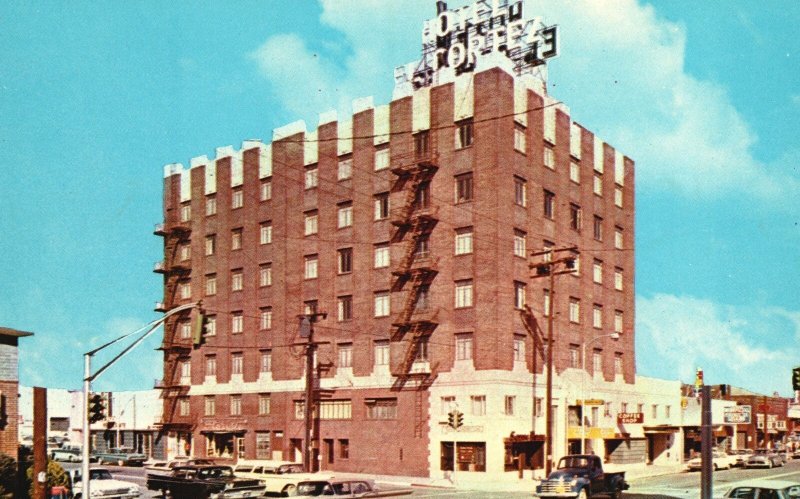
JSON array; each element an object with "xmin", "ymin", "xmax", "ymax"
[{"xmin": 61, "ymin": 459, "xmax": 800, "ymax": 498}]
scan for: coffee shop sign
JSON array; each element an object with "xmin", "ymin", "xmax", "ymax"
[{"xmin": 409, "ymin": 0, "xmax": 558, "ymax": 88}]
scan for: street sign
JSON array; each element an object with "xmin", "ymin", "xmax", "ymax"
[
  {"xmin": 577, "ymin": 399, "xmax": 604, "ymax": 406},
  {"xmin": 724, "ymin": 405, "xmax": 751, "ymax": 424}
]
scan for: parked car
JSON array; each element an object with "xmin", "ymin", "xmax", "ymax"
[
  {"xmin": 146, "ymin": 464, "xmax": 265, "ymax": 499},
  {"xmin": 51, "ymin": 448, "xmax": 81, "ymax": 462},
  {"xmin": 723, "ymin": 479, "xmax": 800, "ymax": 498},
  {"xmin": 233, "ymin": 460, "xmax": 332, "ymax": 497},
  {"xmin": 686, "ymin": 451, "xmax": 735, "ymax": 471},
  {"xmin": 69, "ymin": 467, "xmax": 141, "ymax": 499},
  {"xmin": 145, "ymin": 457, "xmax": 216, "ymax": 476},
  {"xmin": 93, "ymin": 447, "xmax": 147, "ymax": 466},
  {"xmin": 731, "ymin": 449, "xmax": 754, "ymax": 467},
  {"xmin": 294, "ymin": 478, "xmax": 411, "ymax": 498},
  {"xmin": 745, "ymin": 449, "xmax": 784, "ymax": 468}
]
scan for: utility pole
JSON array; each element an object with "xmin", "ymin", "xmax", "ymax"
[
  {"xmin": 298, "ymin": 312, "xmax": 327, "ymax": 473},
  {"xmin": 529, "ymin": 246, "xmax": 578, "ymax": 475},
  {"xmin": 700, "ymin": 385, "xmax": 712, "ymax": 499}
]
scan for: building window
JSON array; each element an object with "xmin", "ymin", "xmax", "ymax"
[
  {"xmin": 338, "ymin": 157, "xmax": 353, "ymax": 180},
  {"xmin": 414, "ymin": 182, "xmax": 430, "ymax": 210},
  {"xmin": 593, "ymin": 304, "xmax": 603, "ymax": 329},
  {"xmin": 569, "ymin": 297, "xmax": 580, "ymax": 323},
  {"xmin": 339, "ymin": 439, "xmax": 350, "ymax": 459},
  {"xmin": 336, "ymin": 343, "xmax": 353, "ymax": 368},
  {"xmin": 374, "ymin": 192, "xmax": 389, "ymax": 220},
  {"xmin": 415, "ymin": 236, "xmax": 430, "ymax": 259},
  {"xmin": 665, "ymin": 405, "xmax": 671, "ymax": 419},
  {"xmin": 231, "ymin": 269, "xmax": 243, "ymax": 291},
  {"xmin": 615, "ymin": 185, "xmax": 623, "ymax": 207},
  {"xmin": 260, "ymin": 263, "xmax": 272, "ymax": 287},
  {"xmin": 543, "ymin": 289, "xmax": 551, "ymax": 317},
  {"xmin": 180, "ymin": 359, "xmax": 191, "ymax": 380},
  {"xmin": 414, "ymin": 337, "xmax": 429, "ymax": 363},
  {"xmin": 179, "ymin": 321, "xmax": 192, "ymax": 339},
  {"xmin": 304, "ymin": 300, "xmax": 318, "ymax": 315},
  {"xmin": 471, "ymin": 395, "xmax": 486, "ymax": 416},
  {"xmin": 304, "ymin": 254, "xmax": 318, "ymax": 279},
  {"xmin": 455, "ymin": 280, "xmax": 473, "ymax": 308},
  {"xmin": 514, "ymin": 281, "xmax": 526, "ymax": 309},
  {"xmin": 543, "ymin": 146, "xmax": 555, "ymax": 170},
  {"xmin": 179, "ymin": 280, "xmax": 191, "ymax": 300},
  {"xmin": 593, "ymin": 350, "xmax": 602, "ymax": 374},
  {"xmin": 374, "ymin": 243, "xmax": 390, "ymax": 268},
  {"xmin": 455, "ymin": 119, "xmax": 474, "ymax": 149},
  {"xmin": 231, "ymin": 228, "xmax": 243, "ymax": 250},
  {"xmin": 374, "ymin": 291, "xmax": 390, "ymax": 317},
  {"xmin": 205, "ymin": 355, "xmax": 217, "ymax": 376},
  {"xmin": 231, "ymin": 189, "xmax": 243, "ymax": 209},
  {"xmin": 593, "ymin": 174, "xmax": 603, "ymax": 196},
  {"xmin": 514, "ymin": 125, "xmax": 526, "ymax": 153},
  {"xmin": 514, "ymin": 176, "xmax": 527, "ymax": 207},
  {"xmin": 205, "ymin": 315, "xmax": 216, "ymax": 336},
  {"xmin": 337, "ymin": 295, "xmax": 353, "ymax": 322},
  {"xmin": 414, "ymin": 131, "xmax": 430, "ymax": 158},
  {"xmin": 258, "ymin": 394, "xmax": 271, "ymax": 416},
  {"xmin": 180, "ymin": 203, "xmax": 191, "ymax": 222},
  {"xmin": 593, "ymin": 260, "xmax": 603, "ymax": 284},
  {"xmin": 505, "ymin": 396, "xmax": 516, "ymax": 416},
  {"xmin": 304, "ymin": 211, "xmax": 318, "ymax": 236},
  {"xmin": 543, "ymin": 190, "xmax": 555, "ymax": 219},
  {"xmin": 374, "ymin": 341, "xmax": 390, "ymax": 366},
  {"xmin": 204, "ymin": 396, "xmax": 216, "ymax": 416},
  {"xmin": 569, "ymin": 344, "xmax": 580, "ymax": 368},
  {"xmin": 569, "ymin": 204, "xmax": 582, "ymax": 231},
  {"xmin": 513, "ymin": 230, "xmax": 527, "ymax": 258},
  {"xmin": 455, "ymin": 333, "xmax": 473, "ymax": 361},
  {"xmin": 338, "ymin": 203, "xmax": 353, "ymax": 228},
  {"xmin": 615, "ymin": 353, "xmax": 623, "ymax": 376},
  {"xmin": 305, "ymin": 165, "xmax": 318, "ymax": 189},
  {"xmin": 260, "ymin": 350, "xmax": 272, "ymax": 373},
  {"xmin": 295, "ymin": 400, "xmax": 352, "ymax": 420},
  {"xmin": 231, "ymin": 353, "xmax": 243, "ymax": 375},
  {"xmin": 231, "ymin": 311, "xmax": 243, "ymax": 334},
  {"xmin": 205, "ymin": 234, "xmax": 216, "ymax": 256},
  {"xmin": 455, "ymin": 172, "xmax": 473, "ymax": 203},
  {"xmin": 206, "ymin": 195, "xmax": 217, "ymax": 216},
  {"xmin": 179, "ymin": 243, "xmax": 191, "ymax": 261},
  {"xmin": 336, "ymin": 247, "xmax": 353, "ymax": 274},
  {"xmin": 260, "ymin": 222, "xmax": 272, "ymax": 244},
  {"xmin": 513, "ymin": 335, "xmax": 525, "ymax": 362},
  {"xmin": 441, "ymin": 396, "xmax": 456, "ymax": 415},
  {"xmin": 260, "ymin": 307, "xmax": 273, "ymax": 330},
  {"xmin": 615, "ymin": 267, "xmax": 624, "ymax": 291},
  {"xmin": 614, "ymin": 310, "xmax": 623, "ymax": 334},
  {"xmin": 593, "ymin": 215, "xmax": 603, "ymax": 241},
  {"xmin": 179, "ymin": 398, "xmax": 190, "ymax": 416},
  {"xmin": 260, "ymin": 179, "xmax": 272, "ymax": 201},
  {"xmin": 614, "ymin": 226, "xmax": 623, "ymax": 249},
  {"xmin": 366, "ymin": 398, "xmax": 397, "ymax": 419},
  {"xmin": 454, "ymin": 227, "xmax": 473, "ymax": 255},
  {"xmin": 374, "ymin": 147, "xmax": 390, "ymax": 171},
  {"xmin": 205, "ymin": 274, "xmax": 217, "ymax": 296},
  {"xmin": 570, "ymin": 162, "xmax": 580, "ymax": 183}
]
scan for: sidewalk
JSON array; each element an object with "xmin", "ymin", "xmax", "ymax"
[{"xmin": 335, "ymin": 462, "xmax": 686, "ymax": 493}]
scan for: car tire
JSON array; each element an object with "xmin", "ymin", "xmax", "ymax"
[
  {"xmin": 283, "ymin": 484, "xmax": 297, "ymax": 497},
  {"xmin": 768, "ymin": 460, "xmax": 772, "ymax": 469},
  {"xmin": 577, "ymin": 488, "xmax": 588, "ymax": 499}
]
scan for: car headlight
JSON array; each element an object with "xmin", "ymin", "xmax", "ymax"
[
  {"xmin": 570, "ymin": 478, "xmax": 578, "ymax": 486},
  {"xmin": 129, "ymin": 485, "xmax": 140, "ymax": 494}
]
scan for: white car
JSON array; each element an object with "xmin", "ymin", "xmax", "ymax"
[
  {"xmin": 233, "ymin": 460, "xmax": 332, "ymax": 497},
  {"xmin": 70, "ymin": 468, "xmax": 141, "ymax": 499},
  {"xmin": 723, "ymin": 479, "xmax": 800, "ymax": 498},
  {"xmin": 51, "ymin": 449, "xmax": 81, "ymax": 462},
  {"xmin": 686, "ymin": 451, "xmax": 734, "ymax": 471}
]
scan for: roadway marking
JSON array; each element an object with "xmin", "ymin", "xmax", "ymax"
[{"xmin": 412, "ymin": 491, "xmax": 475, "ymax": 498}]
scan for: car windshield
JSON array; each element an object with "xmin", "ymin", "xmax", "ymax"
[
  {"xmin": 89, "ymin": 470, "xmax": 113, "ymax": 480},
  {"xmin": 784, "ymin": 485, "xmax": 800, "ymax": 497},
  {"xmin": 296, "ymin": 482, "xmax": 334, "ymax": 496},
  {"xmin": 559, "ymin": 457, "xmax": 590, "ymax": 468},
  {"xmin": 198, "ymin": 467, "xmax": 234, "ymax": 479}
]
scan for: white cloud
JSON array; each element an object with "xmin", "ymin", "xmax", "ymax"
[
  {"xmin": 637, "ymin": 293, "xmax": 799, "ymax": 395},
  {"xmin": 248, "ymin": 0, "xmax": 798, "ymax": 200}
]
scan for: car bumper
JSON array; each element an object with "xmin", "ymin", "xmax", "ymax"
[{"xmin": 210, "ymin": 489, "xmax": 265, "ymax": 499}]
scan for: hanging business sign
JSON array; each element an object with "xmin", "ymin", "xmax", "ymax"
[
  {"xmin": 400, "ymin": 0, "xmax": 559, "ymax": 89},
  {"xmin": 617, "ymin": 413, "xmax": 644, "ymax": 425},
  {"xmin": 724, "ymin": 405, "xmax": 752, "ymax": 425}
]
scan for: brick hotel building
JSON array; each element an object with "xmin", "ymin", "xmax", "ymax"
[{"xmin": 154, "ymin": 4, "xmax": 646, "ymax": 478}]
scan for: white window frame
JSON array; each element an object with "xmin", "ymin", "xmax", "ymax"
[
  {"xmin": 374, "ymin": 147, "xmax": 390, "ymax": 171},
  {"xmin": 569, "ymin": 162, "xmax": 580, "ymax": 183},
  {"xmin": 338, "ymin": 344, "xmax": 353, "ymax": 368},
  {"xmin": 260, "ymin": 223, "xmax": 272, "ymax": 244},
  {"xmin": 543, "ymin": 147, "xmax": 555, "ymax": 170},
  {"xmin": 615, "ymin": 268, "xmax": 624, "ymax": 291},
  {"xmin": 374, "ymin": 292, "xmax": 390, "ymax": 317},
  {"xmin": 260, "ymin": 180, "xmax": 272, "ymax": 201},
  {"xmin": 205, "ymin": 235, "xmax": 216, "ymax": 256},
  {"xmin": 338, "ymin": 204, "xmax": 353, "ymax": 228},
  {"xmin": 593, "ymin": 174, "xmax": 603, "ymax": 196},
  {"xmin": 304, "ymin": 255, "xmax": 318, "ymax": 279},
  {"xmin": 614, "ymin": 310, "xmax": 623, "ymax": 334},
  {"xmin": 454, "ymin": 228, "xmax": 473, "ymax": 255},
  {"xmin": 304, "ymin": 212, "xmax": 318, "ymax": 236},
  {"xmin": 205, "ymin": 274, "xmax": 217, "ymax": 296},
  {"xmin": 231, "ymin": 270, "xmax": 243, "ymax": 292},
  {"xmin": 260, "ymin": 351, "xmax": 272, "ymax": 373},
  {"xmin": 206, "ymin": 196, "xmax": 217, "ymax": 216},
  {"xmin": 593, "ymin": 305, "xmax": 603, "ymax": 329},
  {"xmin": 615, "ymin": 185, "xmax": 623, "ymax": 207},
  {"xmin": 514, "ymin": 126, "xmax": 526, "ymax": 153},
  {"xmin": 305, "ymin": 166, "xmax": 318, "ymax": 189},
  {"xmin": 514, "ymin": 336, "xmax": 525, "ymax": 362},
  {"xmin": 374, "ymin": 341, "xmax": 390, "ymax": 366},
  {"xmin": 231, "ymin": 189, "xmax": 243, "ymax": 209},
  {"xmin": 259, "ymin": 264, "xmax": 272, "ymax": 287},
  {"xmin": 260, "ymin": 308, "xmax": 273, "ymax": 330},
  {"xmin": 593, "ymin": 260, "xmax": 603, "ymax": 284},
  {"xmin": 455, "ymin": 334, "xmax": 473, "ymax": 361},
  {"xmin": 471, "ymin": 395, "xmax": 486, "ymax": 416},
  {"xmin": 231, "ymin": 312, "xmax": 243, "ymax": 334},
  {"xmin": 231, "ymin": 354, "xmax": 243, "ymax": 375},
  {"xmin": 569, "ymin": 298, "xmax": 580, "ymax": 323},
  {"xmin": 337, "ymin": 157, "xmax": 353, "ymax": 180},
  {"xmin": 374, "ymin": 244, "xmax": 390, "ymax": 269},
  {"xmin": 374, "ymin": 193, "xmax": 389, "ymax": 220},
  {"xmin": 513, "ymin": 230, "xmax": 526, "ymax": 258},
  {"xmin": 455, "ymin": 280, "xmax": 473, "ymax": 308}
]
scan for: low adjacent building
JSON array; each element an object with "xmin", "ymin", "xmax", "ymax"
[{"xmin": 0, "ymin": 327, "xmax": 33, "ymax": 460}]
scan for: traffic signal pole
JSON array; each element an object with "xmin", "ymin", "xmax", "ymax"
[{"xmin": 81, "ymin": 354, "xmax": 91, "ymax": 498}]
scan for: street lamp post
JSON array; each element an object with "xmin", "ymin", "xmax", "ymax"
[{"xmin": 580, "ymin": 332, "xmax": 620, "ymax": 454}]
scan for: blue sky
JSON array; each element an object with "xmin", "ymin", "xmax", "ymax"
[{"xmin": 1, "ymin": 1, "xmax": 798, "ymax": 395}]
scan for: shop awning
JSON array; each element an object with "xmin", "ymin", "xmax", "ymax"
[
  {"xmin": 199, "ymin": 429, "xmax": 247, "ymax": 434},
  {"xmin": 643, "ymin": 425, "xmax": 680, "ymax": 433}
]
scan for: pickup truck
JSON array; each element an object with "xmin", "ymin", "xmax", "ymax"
[
  {"xmin": 93, "ymin": 447, "xmax": 148, "ymax": 466},
  {"xmin": 69, "ymin": 468, "xmax": 141, "ymax": 499},
  {"xmin": 534, "ymin": 455, "xmax": 628, "ymax": 499},
  {"xmin": 146, "ymin": 464, "xmax": 265, "ymax": 499}
]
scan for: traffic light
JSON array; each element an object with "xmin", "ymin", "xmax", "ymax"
[
  {"xmin": 792, "ymin": 367, "xmax": 800, "ymax": 392},
  {"xmin": 448, "ymin": 411, "xmax": 455, "ymax": 428},
  {"xmin": 88, "ymin": 393, "xmax": 106, "ymax": 423},
  {"xmin": 192, "ymin": 305, "xmax": 206, "ymax": 347},
  {"xmin": 455, "ymin": 411, "xmax": 464, "ymax": 429},
  {"xmin": 448, "ymin": 410, "xmax": 463, "ymax": 430}
]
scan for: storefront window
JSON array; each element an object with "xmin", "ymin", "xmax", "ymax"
[{"xmin": 441, "ymin": 441, "xmax": 486, "ymax": 472}]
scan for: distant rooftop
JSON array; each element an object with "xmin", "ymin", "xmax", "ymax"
[{"xmin": 0, "ymin": 327, "xmax": 34, "ymax": 338}]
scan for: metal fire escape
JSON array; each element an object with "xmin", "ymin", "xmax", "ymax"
[
  {"xmin": 153, "ymin": 222, "xmax": 193, "ymax": 428},
  {"xmin": 389, "ymin": 131, "xmax": 440, "ymax": 401}
]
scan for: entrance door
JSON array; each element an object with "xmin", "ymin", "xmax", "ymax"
[{"xmin": 290, "ymin": 438, "xmax": 303, "ymax": 463}]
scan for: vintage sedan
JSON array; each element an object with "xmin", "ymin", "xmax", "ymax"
[
  {"xmin": 745, "ymin": 449, "xmax": 784, "ymax": 468},
  {"xmin": 295, "ymin": 479, "xmax": 412, "ymax": 497},
  {"xmin": 724, "ymin": 479, "xmax": 800, "ymax": 498},
  {"xmin": 686, "ymin": 451, "xmax": 734, "ymax": 471}
]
